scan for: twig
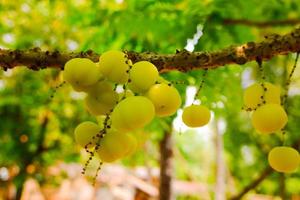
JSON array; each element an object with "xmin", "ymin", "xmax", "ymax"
[{"xmin": 229, "ymin": 166, "xmax": 273, "ymax": 200}]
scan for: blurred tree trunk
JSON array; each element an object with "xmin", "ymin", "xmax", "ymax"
[
  {"xmin": 14, "ymin": 114, "xmax": 49, "ymax": 200},
  {"xmin": 279, "ymin": 174, "xmax": 286, "ymax": 200},
  {"xmin": 15, "ymin": 173, "xmax": 26, "ymax": 200},
  {"xmin": 159, "ymin": 129, "xmax": 173, "ymax": 200},
  {"xmin": 214, "ymin": 119, "xmax": 226, "ymax": 200}
]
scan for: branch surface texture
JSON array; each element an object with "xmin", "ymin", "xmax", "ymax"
[{"xmin": 0, "ymin": 27, "xmax": 300, "ymax": 72}]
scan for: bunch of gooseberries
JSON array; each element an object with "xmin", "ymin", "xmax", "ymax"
[
  {"xmin": 63, "ymin": 50, "xmax": 299, "ymax": 177},
  {"xmin": 63, "ymin": 50, "xmax": 187, "ymax": 173},
  {"xmin": 243, "ymin": 82, "xmax": 287, "ymax": 134},
  {"xmin": 243, "ymin": 78, "xmax": 299, "ymax": 173}
]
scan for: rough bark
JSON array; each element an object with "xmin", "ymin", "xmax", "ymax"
[
  {"xmin": 0, "ymin": 27, "xmax": 300, "ymax": 72},
  {"xmin": 159, "ymin": 130, "xmax": 173, "ymax": 200}
]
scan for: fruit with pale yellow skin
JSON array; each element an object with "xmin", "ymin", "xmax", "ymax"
[
  {"xmin": 111, "ymin": 96, "xmax": 155, "ymax": 132},
  {"xmin": 123, "ymin": 133, "xmax": 138, "ymax": 156},
  {"xmin": 251, "ymin": 104, "xmax": 287, "ymax": 134},
  {"xmin": 74, "ymin": 121, "xmax": 101, "ymax": 148},
  {"xmin": 147, "ymin": 83, "xmax": 181, "ymax": 117},
  {"xmin": 98, "ymin": 50, "xmax": 131, "ymax": 84},
  {"xmin": 182, "ymin": 105, "xmax": 211, "ymax": 127},
  {"xmin": 84, "ymin": 81, "xmax": 118, "ymax": 116},
  {"xmin": 128, "ymin": 61, "xmax": 159, "ymax": 93},
  {"xmin": 243, "ymin": 82, "xmax": 281, "ymax": 109},
  {"xmin": 97, "ymin": 129, "xmax": 133, "ymax": 162},
  {"xmin": 268, "ymin": 146, "xmax": 300, "ymax": 173},
  {"xmin": 63, "ymin": 58, "xmax": 102, "ymax": 92},
  {"xmin": 131, "ymin": 129, "xmax": 149, "ymax": 148}
]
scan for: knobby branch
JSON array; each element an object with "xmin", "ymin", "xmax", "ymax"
[{"xmin": 0, "ymin": 27, "xmax": 300, "ymax": 72}]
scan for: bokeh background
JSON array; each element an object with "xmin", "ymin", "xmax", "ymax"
[{"xmin": 0, "ymin": 0, "xmax": 300, "ymax": 199}]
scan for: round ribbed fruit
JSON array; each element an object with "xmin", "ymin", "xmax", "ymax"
[
  {"xmin": 147, "ymin": 83, "xmax": 181, "ymax": 117},
  {"xmin": 84, "ymin": 81, "xmax": 118, "ymax": 116},
  {"xmin": 96, "ymin": 116, "xmax": 106, "ymax": 127},
  {"xmin": 251, "ymin": 104, "xmax": 287, "ymax": 134},
  {"xmin": 128, "ymin": 61, "xmax": 159, "ymax": 93},
  {"xmin": 182, "ymin": 105, "xmax": 211, "ymax": 127},
  {"xmin": 63, "ymin": 58, "xmax": 102, "ymax": 92},
  {"xmin": 131, "ymin": 129, "xmax": 149, "ymax": 148},
  {"xmin": 243, "ymin": 82, "xmax": 281, "ymax": 109},
  {"xmin": 268, "ymin": 146, "xmax": 300, "ymax": 173},
  {"xmin": 98, "ymin": 50, "xmax": 130, "ymax": 84},
  {"xmin": 111, "ymin": 96, "xmax": 155, "ymax": 132},
  {"xmin": 123, "ymin": 133, "xmax": 138, "ymax": 156},
  {"xmin": 97, "ymin": 130, "xmax": 132, "ymax": 163},
  {"xmin": 74, "ymin": 121, "xmax": 101, "ymax": 148}
]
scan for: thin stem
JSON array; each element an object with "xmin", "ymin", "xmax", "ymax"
[
  {"xmin": 82, "ymin": 99, "xmax": 114, "ymax": 174},
  {"xmin": 49, "ymin": 81, "xmax": 66, "ymax": 99},
  {"xmin": 280, "ymin": 52, "xmax": 299, "ymax": 144},
  {"xmin": 282, "ymin": 52, "xmax": 300, "ymax": 105},
  {"xmin": 121, "ymin": 54, "xmax": 133, "ymax": 100},
  {"xmin": 92, "ymin": 161, "xmax": 103, "ymax": 186},
  {"xmin": 82, "ymin": 52, "xmax": 132, "ymax": 181},
  {"xmin": 193, "ymin": 68, "xmax": 208, "ymax": 103},
  {"xmin": 256, "ymin": 57, "xmax": 267, "ymax": 107}
]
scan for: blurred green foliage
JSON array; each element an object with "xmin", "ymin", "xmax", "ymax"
[{"xmin": 0, "ymin": 0, "xmax": 300, "ymax": 199}]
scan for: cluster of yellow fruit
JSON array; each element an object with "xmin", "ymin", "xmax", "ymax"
[
  {"xmin": 243, "ymin": 82, "xmax": 299, "ymax": 173},
  {"xmin": 243, "ymin": 82, "xmax": 286, "ymax": 134},
  {"xmin": 63, "ymin": 50, "xmax": 189, "ymax": 164}
]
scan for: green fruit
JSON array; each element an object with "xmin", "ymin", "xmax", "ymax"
[
  {"xmin": 128, "ymin": 61, "xmax": 159, "ymax": 93},
  {"xmin": 97, "ymin": 129, "xmax": 132, "ymax": 163},
  {"xmin": 147, "ymin": 83, "xmax": 181, "ymax": 117},
  {"xmin": 251, "ymin": 104, "xmax": 288, "ymax": 134},
  {"xmin": 124, "ymin": 133, "xmax": 138, "ymax": 156},
  {"xmin": 85, "ymin": 81, "xmax": 118, "ymax": 116},
  {"xmin": 182, "ymin": 105, "xmax": 211, "ymax": 127},
  {"xmin": 131, "ymin": 129, "xmax": 149, "ymax": 148},
  {"xmin": 111, "ymin": 96, "xmax": 155, "ymax": 132},
  {"xmin": 74, "ymin": 121, "xmax": 101, "ymax": 148},
  {"xmin": 243, "ymin": 82, "xmax": 281, "ymax": 109},
  {"xmin": 63, "ymin": 58, "xmax": 102, "ymax": 92},
  {"xmin": 268, "ymin": 146, "xmax": 300, "ymax": 173},
  {"xmin": 98, "ymin": 50, "xmax": 130, "ymax": 84}
]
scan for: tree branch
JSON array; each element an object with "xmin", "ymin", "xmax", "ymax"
[
  {"xmin": 0, "ymin": 27, "xmax": 300, "ymax": 72},
  {"xmin": 229, "ymin": 139, "xmax": 300, "ymax": 200},
  {"xmin": 229, "ymin": 166, "xmax": 273, "ymax": 200},
  {"xmin": 223, "ymin": 19, "xmax": 300, "ymax": 27}
]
